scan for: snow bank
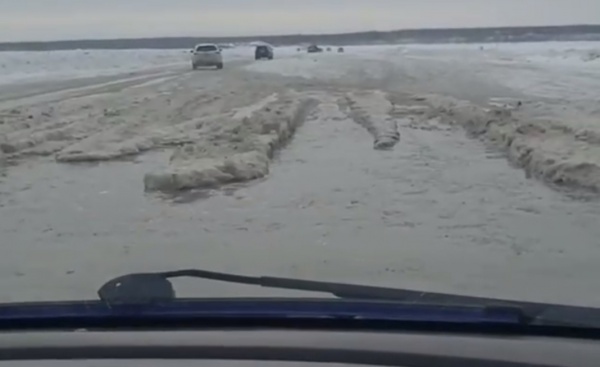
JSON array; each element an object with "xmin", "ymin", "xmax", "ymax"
[
  {"xmin": 143, "ymin": 93, "xmax": 317, "ymax": 192},
  {"xmin": 342, "ymin": 90, "xmax": 400, "ymax": 150},
  {"xmin": 418, "ymin": 95, "xmax": 600, "ymax": 192}
]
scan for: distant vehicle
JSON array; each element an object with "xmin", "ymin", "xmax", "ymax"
[
  {"xmin": 307, "ymin": 44, "xmax": 323, "ymax": 53},
  {"xmin": 255, "ymin": 45, "xmax": 274, "ymax": 60},
  {"xmin": 338, "ymin": 47, "xmax": 345, "ymax": 53},
  {"xmin": 326, "ymin": 47, "xmax": 332, "ymax": 52},
  {"xmin": 190, "ymin": 43, "xmax": 223, "ymax": 70}
]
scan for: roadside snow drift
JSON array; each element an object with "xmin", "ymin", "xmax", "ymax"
[
  {"xmin": 415, "ymin": 95, "xmax": 600, "ymax": 192},
  {"xmin": 143, "ymin": 93, "xmax": 317, "ymax": 192}
]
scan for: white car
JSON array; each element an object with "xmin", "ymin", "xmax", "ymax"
[{"xmin": 190, "ymin": 43, "xmax": 223, "ymax": 70}]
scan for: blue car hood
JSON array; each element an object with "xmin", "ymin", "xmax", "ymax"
[{"xmin": 0, "ymin": 298, "xmax": 522, "ymax": 324}]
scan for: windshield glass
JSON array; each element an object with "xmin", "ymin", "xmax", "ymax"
[
  {"xmin": 1, "ymin": 1, "xmax": 600, "ymax": 308},
  {"xmin": 196, "ymin": 45, "xmax": 218, "ymax": 52}
]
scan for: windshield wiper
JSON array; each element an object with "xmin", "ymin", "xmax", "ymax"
[{"xmin": 98, "ymin": 268, "xmax": 600, "ymax": 328}]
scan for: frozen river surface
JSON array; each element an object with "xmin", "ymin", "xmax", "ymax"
[{"xmin": 1, "ymin": 43, "xmax": 600, "ymax": 306}]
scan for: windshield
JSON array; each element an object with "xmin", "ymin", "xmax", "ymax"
[
  {"xmin": 1, "ymin": 1, "xmax": 600, "ymax": 309},
  {"xmin": 196, "ymin": 45, "xmax": 218, "ymax": 52}
]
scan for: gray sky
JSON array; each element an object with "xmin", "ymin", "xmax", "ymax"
[{"xmin": 1, "ymin": 0, "xmax": 599, "ymax": 42}]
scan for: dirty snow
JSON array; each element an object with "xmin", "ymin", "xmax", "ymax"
[
  {"xmin": 143, "ymin": 92, "xmax": 318, "ymax": 192},
  {"xmin": 1, "ymin": 42, "xmax": 600, "ymax": 306},
  {"xmin": 247, "ymin": 42, "xmax": 600, "ymax": 192}
]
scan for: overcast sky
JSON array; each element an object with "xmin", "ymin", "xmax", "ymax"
[{"xmin": 1, "ymin": 0, "xmax": 599, "ymax": 42}]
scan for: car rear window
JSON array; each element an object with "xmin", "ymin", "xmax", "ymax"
[{"xmin": 196, "ymin": 45, "xmax": 218, "ymax": 52}]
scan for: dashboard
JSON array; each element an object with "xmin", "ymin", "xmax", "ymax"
[{"xmin": 0, "ymin": 329, "xmax": 598, "ymax": 366}]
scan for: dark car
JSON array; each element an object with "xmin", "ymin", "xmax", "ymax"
[
  {"xmin": 307, "ymin": 44, "xmax": 323, "ymax": 53},
  {"xmin": 255, "ymin": 45, "xmax": 274, "ymax": 60}
]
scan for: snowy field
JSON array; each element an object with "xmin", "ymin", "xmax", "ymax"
[
  {"xmin": 250, "ymin": 42, "xmax": 600, "ymax": 102},
  {"xmin": 0, "ymin": 47, "xmax": 258, "ymax": 86},
  {"xmin": 1, "ymin": 42, "xmax": 600, "ymax": 306}
]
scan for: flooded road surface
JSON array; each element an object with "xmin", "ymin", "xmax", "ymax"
[
  {"xmin": 2, "ymin": 88, "xmax": 600, "ymax": 305},
  {"xmin": 2, "ymin": 48, "xmax": 600, "ymax": 306}
]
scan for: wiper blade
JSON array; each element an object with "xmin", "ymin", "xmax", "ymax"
[{"xmin": 98, "ymin": 268, "xmax": 600, "ymax": 328}]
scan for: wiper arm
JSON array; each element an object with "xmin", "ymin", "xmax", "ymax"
[
  {"xmin": 100, "ymin": 268, "xmax": 458, "ymax": 303},
  {"xmin": 98, "ymin": 268, "xmax": 600, "ymax": 328}
]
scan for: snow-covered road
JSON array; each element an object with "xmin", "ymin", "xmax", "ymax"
[{"xmin": 1, "ymin": 43, "xmax": 600, "ymax": 306}]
